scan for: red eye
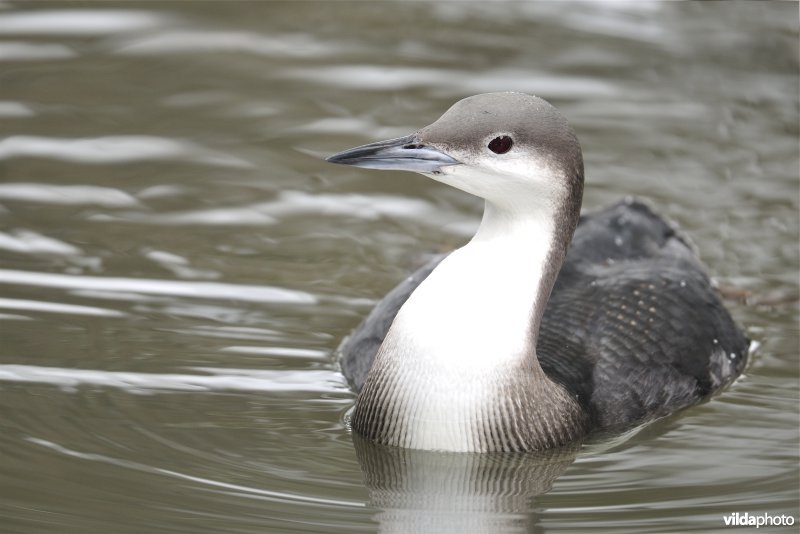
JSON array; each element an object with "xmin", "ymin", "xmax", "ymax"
[{"xmin": 488, "ymin": 135, "xmax": 513, "ymax": 154}]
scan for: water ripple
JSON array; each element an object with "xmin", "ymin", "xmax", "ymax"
[
  {"xmin": 114, "ymin": 30, "xmax": 345, "ymax": 58},
  {"xmin": 0, "ymin": 365, "xmax": 345, "ymax": 394},
  {"xmin": 0, "ymin": 135, "xmax": 250, "ymax": 167},
  {"xmin": 104, "ymin": 190, "xmax": 475, "ymax": 234},
  {"xmin": 0, "ymin": 9, "xmax": 166, "ymax": 35},
  {"xmin": 0, "ymin": 297, "xmax": 126, "ymax": 318},
  {"xmin": 280, "ymin": 65, "xmax": 618, "ymax": 97},
  {"xmin": 0, "ymin": 270, "xmax": 317, "ymax": 305},
  {"xmin": 0, "ymin": 230, "xmax": 82, "ymax": 255},
  {"xmin": 0, "ymin": 41, "xmax": 75, "ymax": 60},
  {"xmin": 26, "ymin": 438, "xmax": 363, "ymax": 508},
  {"xmin": 220, "ymin": 346, "xmax": 327, "ymax": 359},
  {"xmin": 0, "ymin": 101, "xmax": 35, "ymax": 117},
  {"xmin": 0, "ymin": 183, "xmax": 140, "ymax": 207}
]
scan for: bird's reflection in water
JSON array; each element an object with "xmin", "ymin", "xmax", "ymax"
[{"xmin": 352, "ymin": 434, "xmax": 580, "ymax": 533}]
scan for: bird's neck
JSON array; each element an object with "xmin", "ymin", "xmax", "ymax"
[{"xmin": 352, "ymin": 198, "xmax": 588, "ymax": 452}]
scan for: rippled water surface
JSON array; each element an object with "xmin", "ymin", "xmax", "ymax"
[{"xmin": 1, "ymin": 2, "xmax": 798, "ymax": 533}]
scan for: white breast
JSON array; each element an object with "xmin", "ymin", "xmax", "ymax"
[{"xmin": 367, "ymin": 209, "xmax": 556, "ymax": 451}]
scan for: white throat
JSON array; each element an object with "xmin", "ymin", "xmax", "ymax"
[
  {"xmin": 351, "ymin": 193, "xmax": 585, "ymax": 452},
  {"xmin": 393, "ymin": 200, "xmax": 555, "ymax": 369}
]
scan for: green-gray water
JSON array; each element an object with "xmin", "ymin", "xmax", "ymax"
[{"xmin": 1, "ymin": 2, "xmax": 798, "ymax": 532}]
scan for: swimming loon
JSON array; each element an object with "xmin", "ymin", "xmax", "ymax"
[{"xmin": 327, "ymin": 92, "xmax": 748, "ymax": 452}]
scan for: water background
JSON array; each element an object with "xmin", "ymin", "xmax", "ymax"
[{"xmin": 0, "ymin": 2, "xmax": 798, "ymax": 532}]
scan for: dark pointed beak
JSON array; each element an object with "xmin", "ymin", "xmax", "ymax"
[{"xmin": 326, "ymin": 134, "xmax": 461, "ymax": 173}]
